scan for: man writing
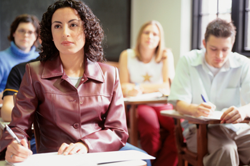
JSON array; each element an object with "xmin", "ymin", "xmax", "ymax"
[{"xmin": 169, "ymin": 18, "xmax": 250, "ymax": 165}]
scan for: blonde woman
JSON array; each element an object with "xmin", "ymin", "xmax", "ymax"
[{"xmin": 119, "ymin": 20, "xmax": 177, "ymax": 166}]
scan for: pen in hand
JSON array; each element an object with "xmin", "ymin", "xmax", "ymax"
[
  {"xmin": 200, "ymin": 94, "xmax": 216, "ymax": 117},
  {"xmin": 5, "ymin": 124, "xmax": 22, "ymax": 145},
  {"xmin": 201, "ymin": 94, "xmax": 207, "ymax": 103}
]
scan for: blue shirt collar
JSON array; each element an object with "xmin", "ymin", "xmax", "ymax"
[{"xmin": 10, "ymin": 41, "xmax": 36, "ymax": 58}]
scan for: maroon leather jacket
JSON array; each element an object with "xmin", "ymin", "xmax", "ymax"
[{"xmin": 0, "ymin": 57, "xmax": 128, "ymax": 156}]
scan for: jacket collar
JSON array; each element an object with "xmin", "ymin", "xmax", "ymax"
[
  {"xmin": 84, "ymin": 58, "xmax": 104, "ymax": 83},
  {"xmin": 41, "ymin": 56, "xmax": 104, "ymax": 83}
]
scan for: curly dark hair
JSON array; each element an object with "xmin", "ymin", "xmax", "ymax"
[
  {"xmin": 40, "ymin": 0, "xmax": 105, "ymax": 62},
  {"xmin": 8, "ymin": 14, "xmax": 40, "ymax": 42}
]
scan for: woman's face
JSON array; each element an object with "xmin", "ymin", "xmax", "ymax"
[
  {"xmin": 140, "ymin": 24, "xmax": 160, "ymax": 50},
  {"xmin": 51, "ymin": 7, "xmax": 85, "ymax": 56},
  {"xmin": 13, "ymin": 22, "xmax": 37, "ymax": 52}
]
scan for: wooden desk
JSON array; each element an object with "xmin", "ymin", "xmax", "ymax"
[
  {"xmin": 160, "ymin": 110, "xmax": 221, "ymax": 124},
  {"xmin": 124, "ymin": 97, "xmax": 168, "ymax": 146},
  {"xmin": 160, "ymin": 110, "xmax": 221, "ymax": 166}
]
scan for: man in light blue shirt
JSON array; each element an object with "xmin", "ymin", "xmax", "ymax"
[{"xmin": 169, "ymin": 18, "xmax": 250, "ymax": 166}]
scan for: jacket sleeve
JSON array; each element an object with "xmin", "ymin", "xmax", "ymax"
[
  {"xmin": 0, "ymin": 63, "xmax": 37, "ymax": 159},
  {"xmin": 80, "ymin": 68, "xmax": 129, "ymax": 152}
]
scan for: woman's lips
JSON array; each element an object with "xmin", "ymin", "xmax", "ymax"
[{"xmin": 61, "ymin": 41, "xmax": 73, "ymax": 46}]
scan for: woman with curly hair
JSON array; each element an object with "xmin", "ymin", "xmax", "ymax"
[{"xmin": 0, "ymin": 0, "xmax": 142, "ymax": 163}]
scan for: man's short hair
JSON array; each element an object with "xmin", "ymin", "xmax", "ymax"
[{"xmin": 204, "ymin": 18, "xmax": 236, "ymax": 43}]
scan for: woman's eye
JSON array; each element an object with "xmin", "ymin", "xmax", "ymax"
[
  {"xmin": 54, "ymin": 25, "xmax": 61, "ymax": 29},
  {"xmin": 71, "ymin": 23, "xmax": 78, "ymax": 27}
]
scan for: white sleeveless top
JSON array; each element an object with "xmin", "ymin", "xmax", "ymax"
[{"xmin": 127, "ymin": 49, "xmax": 163, "ymax": 84}]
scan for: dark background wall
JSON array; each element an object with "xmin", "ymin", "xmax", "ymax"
[{"xmin": 0, "ymin": 0, "xmax": 130, "ymax": 62}]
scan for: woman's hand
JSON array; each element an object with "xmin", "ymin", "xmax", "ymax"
[
  {"xmin": 121, "ymin": 83, "xmax": 142, "ymax": 97},
  {"xmin": 5, "ymin": 139, "xmax": 32, "ymax": 163},
  {"xmin": 220, "ymin": 106, "xmax": 246, "ymax": 124},
  {"xmin": 126, "ymin": 88, "xmax": 142, "ymax": 97},
  {"xmin": 58, "ymin": 142, "xmax": 88, "ymax": 155},
  {"xmin": 192, "ymin": 102, "xmax": 216, "ymax": 117}
]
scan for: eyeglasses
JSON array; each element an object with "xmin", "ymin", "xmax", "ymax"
[{"xmin": 17, "ymin": 29, "xmax": 36, "ymax": 36}]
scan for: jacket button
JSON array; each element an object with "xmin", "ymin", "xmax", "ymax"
[
  {"xmin": 73, "ymin": 123, "xmax": 79, "ymax": 129},
  {"xmin": 80, "ymin": 101, "xmax": 83, "ymax": 104}
]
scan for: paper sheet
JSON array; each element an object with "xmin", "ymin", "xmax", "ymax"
[
  {"xmin": 196, "ymin": 110, "xmax": 223, "ymax": 120},
  {"xmin": 11, "ymin": 150, "xmax": 154, "ymax": 166},
  {"xmin": 11, "ymin": 152, "xmax": 95, "ymax": 166},
  {"xmin": 124, "ymin": 92, "xmax": 164, "ymax": 101}
]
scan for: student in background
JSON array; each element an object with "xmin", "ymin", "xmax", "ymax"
[
  {"xmin": 169, "ymin": 18, "xmax": 250, "ymax": 166},
  {"xmin": 119, "ymin": 20, "xmax": 177, "ymax": 166},
  {"xmin": 0, "ymin": 14, "xmax": 40, "ymax": 104},
  {"xmin": 1, "ymin": 58, "xmax": 39, "ymax": 154},
  {"xmin": 0, "ymin": 1, "xmax": 151, "ymax": 165}
]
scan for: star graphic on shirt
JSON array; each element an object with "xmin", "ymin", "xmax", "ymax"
[{"xmin": 142, "ymin": 73, "xmax": 152, "ymax": 82}]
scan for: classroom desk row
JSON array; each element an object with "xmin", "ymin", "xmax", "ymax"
[{"xmin": 0, "ymin": 93, "xmax": 233, "ymax": 166}]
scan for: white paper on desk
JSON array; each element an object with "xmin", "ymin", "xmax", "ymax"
[
  {"xmin": 195, "ymin": 110, "xmax": 223, "ymax": 120},
  {"xmin": 124, "ymin": 92, "xmax": 163, "ymax": 101},
  {"xmin": 12, "ymin": 152, "xmax": 96, "ymax": 166},
  {"xmin": 12, "ymin": 150, "xmax": 154, "ymax": 166},
  {"xmin": 87, "ymin": 150, "xmax": 155, "ymax": 164}
]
